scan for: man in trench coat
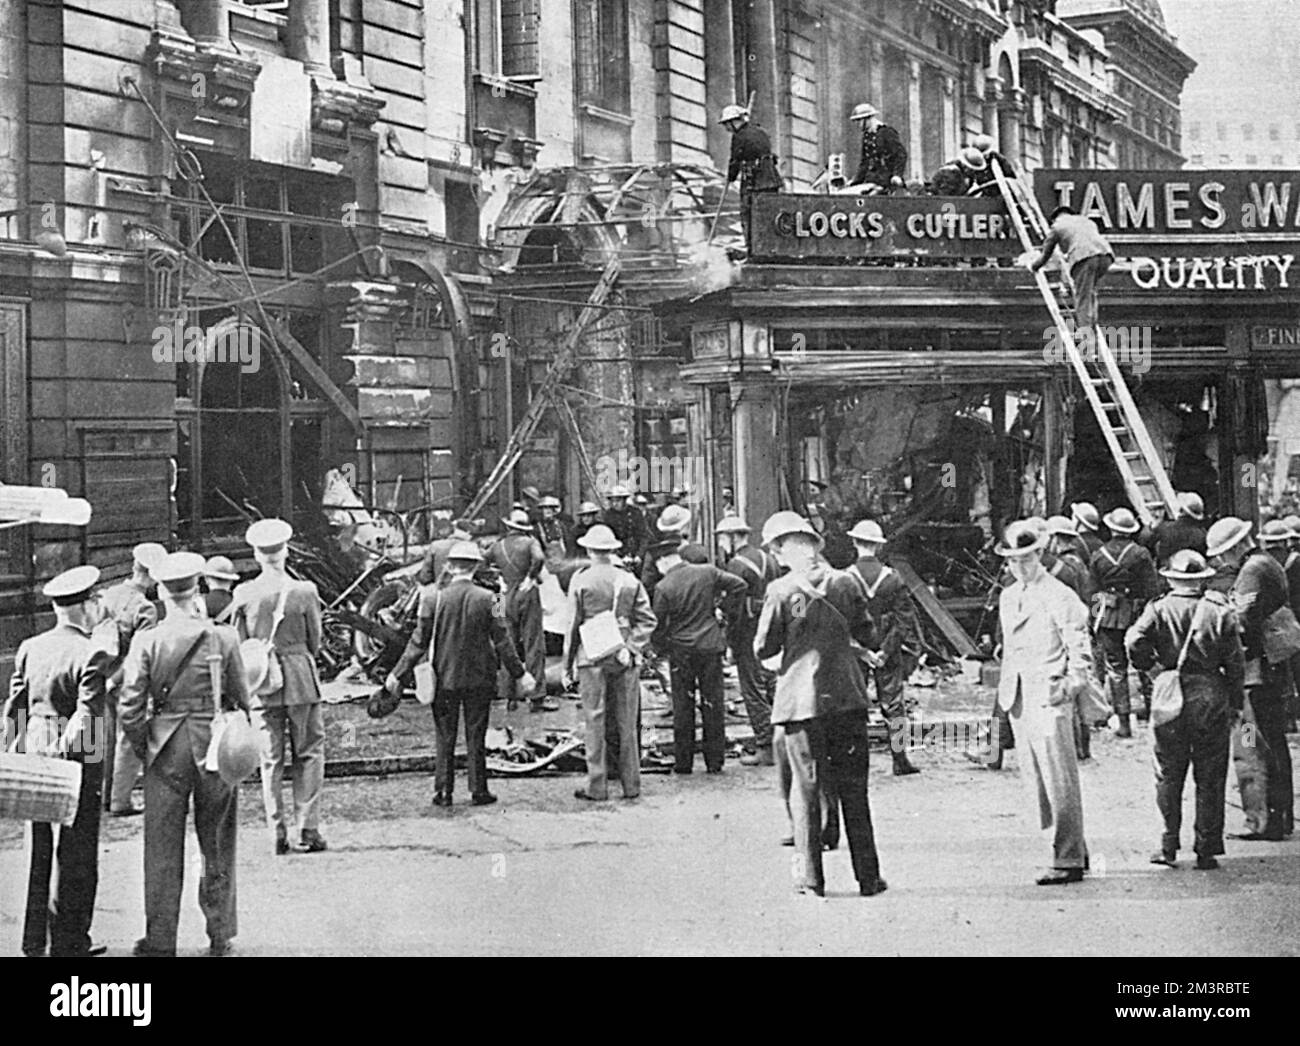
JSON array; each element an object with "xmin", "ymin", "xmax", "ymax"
[{"xmin": 997, "ymin": 520, "xmax": 1095, "ymax": 885}]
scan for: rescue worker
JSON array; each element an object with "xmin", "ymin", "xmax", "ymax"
[
  {"xmin": 519, "ymin": 485, "xmax": 542, "ymax": 524},
  {"xmin": 386, "ymin": 542, "xmax": 535, "ymax": 807},
  {"xmin": 721, "ymin": 103, "xmax": 784, "ymax": 246},
  {"xmin": 1282, "ymin": 514, "xmax": 1300, "ymax": 734},
  {"xmin": 1071, "ymin": 501, "xmax": 1106, "ymax": 560},
  {"xmin": 4, "ymin": 565, "xmax": 109, "ymax": 957},
  {"xmin": 202, "ymin": 555, "xmax": 239, "ymax": 621},
  {"xmin": 1089, "ymin": 506, "xmax": 1159, "ymax": 737},
  {"xmin": 717, "ymin": 516, "xmax": 780, "ymax": 767},
  {"xmin": 535, "ymin": 494, "xmax": 573, "ymax": 565},
  {"xmin": 995, "ymin": 521, "xmax": 1094, "ymax": 885},
  {"xmin": 573, "ymin": 501, "xmax": 602, "ymax": 549},
  {"xmin": 966, "ymin": 132, "xmax": 1017, "ymax": 196},
  {"xmin": 487, "ymin": 509, "xmax": 550, "ymax": 712},
  {"xmin": 755, "ymin": 511, "xmax": 887, "ymax": 898},
  {"xmin": 1153, "ymin": 492, "xmax": 1209, "ymax": 568},
  {"xmin": 603, "ymin": 485, "xmax": 647, "ymax": 565},
  {"xmin": 1030, "ymin": 205, "xmax": 1115, "ymax": 335},
  {"xmin": 1127, "ymin": 549, "xmax": 1244, "ymax": 870},
  {"xmin": 416, "ymin": 516, "xmax": 457, "ymax": 587},
  {"xmin": 100, "ymin": 541, "xmax": 166, "ymax": 817},
  {"xmin": 120, "ymin": 552, "xmax": 250, "ymax": 957},
  {"xmin": 848, "ymin": 103, "xmax": 907, "ymax": 191},
  {"xmin": 563, "ymin": 525, "xmax": 656, "ymax": 801},
  {"xmin": 928, "ymin": 146, "xmax": 987, "ymax": 197},
  {"xmin": 650, "ymin": 535, "xmax": 747, "ymax": 774},
  {"xmin": 845, "ymin": 519, "xmax": 922, "ymax": 776},
  {"xmin": 1206, "ymin": 516, "xmax": 1290, "ymax": 841},
  {"xmin": 230, "ymin": 518, "xmax": 327, "ymax": 855}
]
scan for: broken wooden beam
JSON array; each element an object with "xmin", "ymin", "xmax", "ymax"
[{"xmin": 890, "ymin": 556, "xmax": 979, "ymax": 659}]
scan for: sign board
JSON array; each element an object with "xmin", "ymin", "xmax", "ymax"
[
  {"xmin": 1252, "ymin": 325, "xmax": 1300, "ymax": 348},
  {"xmin": 749, "ymin": 194, "xmax": 1022, "ymax": 261},
  {"xmin": 1035, "ymin": 170, "xmax": 1300, "ymax": 291}
]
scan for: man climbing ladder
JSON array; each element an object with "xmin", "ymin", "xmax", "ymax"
[{"xmin": 1029, "ymin": 205, "xmax": 1115, "ymax": 342}]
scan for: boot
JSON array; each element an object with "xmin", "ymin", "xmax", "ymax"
[
  {"xmin": 1115, "ymin": 714, "xmax": 1132, "ymax": 739},
  {"xmin": 892, "ymin": 749, "xmax": 920, "ymax": 776},
  {"xmin": 1076, "ymin": 720, "xmax": 1092, "ymax": 761},
  {"xmin": 739, "ymin": 745, "xmax": 774, "ymax": 766}
]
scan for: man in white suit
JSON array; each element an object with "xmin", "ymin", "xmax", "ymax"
[{"xmin": 996, "ymin": 519, "xmax": 1095, "ymax": 885}]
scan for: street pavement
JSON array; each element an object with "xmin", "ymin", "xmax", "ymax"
[{"xmin": 2, "ymin": 677, "xmax": 1297, "ymax": 956}]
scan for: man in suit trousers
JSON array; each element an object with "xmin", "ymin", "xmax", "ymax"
[
  {"xmin": 387, "ymin": 542, "xmax": 536, "ymax": 806},
  {"xmin": 564, "ymin": 525, "xmax": 656, "ymax": 801},
  {"xmin": 99, "ymin": 541, "xmax": 166, "ymax": 816},
  {"xmin": 119, "ymin": 552, "xmax": 250, "ymax": 957},
  {"xmin": 487, "ymin": 509, "xmax": 551, "ymax": 712},
  {"xmin": 230, "ymin": 518, "xmax": 327, "ymax": 855},
  {"xmin": 4, "ymin": 566, "xmax": 109, "ymax": 957},
  {"xmin": 996, "ymin": 521, "xmax": 1095, "ymax": 885},
  {"xmin": 755, "ymin": 511, "xmax": 886, "ymax": 898}
]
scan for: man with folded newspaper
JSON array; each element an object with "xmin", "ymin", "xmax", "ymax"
[
  {"xmin": 99, "ymin": 541, "xmax": 166, "ymax": 817},
  {"xmin": 1206, "ymin": 517, "xmax": 1295, "ymax": 841},
  {"xmin": 120, "ymin": 552, "xmax": 251, "ymax": 957},
  {"xmin": 563, "ymin": 525, "xmax": 656, "ymax": 801},
  {"xmin": 1126, "ymin": 550, "xmax": 1244, "ymax": 870},
  {"xmin": 229, "ymin": 518, "xmax": 327, "ymax": 855},
  {"xmin": 4, "ymin": 565, "xmax": 110, "ymax": 957},
  {"xmin": 387, "ymin": 541, "xmax": 536, "ymax": 807}
]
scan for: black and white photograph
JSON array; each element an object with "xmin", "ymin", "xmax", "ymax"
[{"xmin": 0, "ymin": 0, "xmax": 1295, "ymax": 1009}]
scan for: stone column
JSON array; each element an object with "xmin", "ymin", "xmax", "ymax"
[
  {"xmin": 907, "ymin": 59, "xmax": 924, "ymax": 182},
  {"xmin": 746, "ymin": 0, "xmax": 781, "ymax": 133},
  {"xmin": 999, "ymin": 87, "xmax": 1025, "ymax": 169},
  {"xmin": 703, "ymin": 0, "xmax": 736, "ymax": 169},
  {"xmin": 943, "ymin": 74, "xmax": 957, "ymax": 159},
  {"xmin": 982, "ymin": 75, "xmax": 1003, "ymax": 146},
  {"xmin": 177, "ymin": 0, "xmax": 231, "ymax": 50},
  {"xmin": 731, "ymin": 379, "xmax": 781, "ymax": 533},
  {"xmin": 288, "ymin": 0, "xmax": 332, "ymax": 75},
  {"xmin": 869, "ymin": 40, "xmax": 885, "ymax": 111}
]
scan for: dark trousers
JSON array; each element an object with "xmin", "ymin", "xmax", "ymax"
[
  {"xmin": 1248, "ymin": 684, "xmax": 1294, "ymax": 834},
  {"xmin": 730, "ymin": 618, "xmax": 775, "ymax": 749},
  {"xmin": 433, "ymin": 686, "xmax": 493, "ymax": 797},
  {"xmin": 669, "ymin": 647, "xmax": 726, "ymax": 772},
  {"xmin": 1153, "ymin": 684, "xmax": 1231, "ymax": 857},
  {"xmin": 498, "ymin": 585, "xmax": 545, "ymax": 702},
  {"xmin": 776, "ymin": 715, "xmax": 881, "ymax": 892},
  {"xmin": 866, "ymin": 654, "xmax": 909, "ymax": 721},
  {"xmin": 1071, "ymin": 253, "xmax": 1112, "ymax": 333},
  {"xmin": 142, "ymin": 725, "xmax": 238, "ymax": 953},
  {"xmin": 24, "ymin": 758, "xmax": 103, "ymax": 957},
  {"xmin": 1098, "ymin": 626, "xmax": 1150, "ymax": 716}
]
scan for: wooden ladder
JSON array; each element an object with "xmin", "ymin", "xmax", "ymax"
[{"xmin": 993, "ymin": 163, "xmax": 1178, "ymax": 527}]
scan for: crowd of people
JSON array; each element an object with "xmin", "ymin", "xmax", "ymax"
[{"xmin": 7, "ymin": 479, "xmax": 1297, "ymax": 952}]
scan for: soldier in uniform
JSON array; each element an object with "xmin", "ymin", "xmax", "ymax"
[
  {"xmin": 387, "ymin": 542, "xmax": 536, "ymax": 806},
  {"xmin": 1089, "ymin": 507, "xmax": 1159, "ymax": 737},
  {"xmin": 1206, "ymin": 516, "xmax": 1291, "ymax": 840},
  {"xmin": 120, "ymin": 552, "xmax": 250, "ymax": 957},
  {"xmin": 603, "ymin": 485, "xmax": 647, "ymax": 566},
  {"xmin": 535, "ymin": 494, "xmax": 574, "ymax": 566},
  {"xmin": 4, "ymin": 566, "xmax": 109, "ymax": 957},
  {"xmin": 229, "ymin": 518, "xmax": 327, "ymax": 855},
  {"xmin": 848, "ymin": 103, "xmax": 907, "ymax": 191},
  {"xmin": 755, "ymin": 511, "xmax": 887, "ymax": 898},
  {"xmin": 564, "ymin": 525, "xmax": 656, "ymax": 802},
  {"xmin": 717, "ymin": 516, "xmax": 780, "ymax": 767},
  {"xmin": 966, "ymin": 133, "xmax": 1018, "ymax": 197},
  {"xmin": 487, "ymin": 510, "xmax": 550, "ymax": 712},
  {"xmin": 996, "ymin": 521, "xmax": 1094, "ymax": 885},
  {"xmin": 1071, "ymin": 501, "xmax": 1106, "ymax": 561},
  {"xmin": 202, "ymin": 556, "xmax": 239, "ymax": 621},
  {"xmin": 928, "ymin": 147, "xmax": 987, "ymax": 197},
  {"xmin": 100, "ymin": 541, "xmax": 166, "ymax": 817},
  {"xmin": 845, "ymin": 519, "xmax": 922, "ymax": 776},
  {"xmin": 721, "ymin": 104, "xmax": 784, "ymax": 247},
  {"xmin": 573, "ymin": 501, "xmax": 602, "ymax": 549},
  {"xmin": 1127, "ymin": 550, "xmax": 1244, "ymax": 870},
  {"xmin": 1153, "ymin": 492, "xmax": 1208, "ymax": 569}
]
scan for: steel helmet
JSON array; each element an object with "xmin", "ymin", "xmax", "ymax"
[
  {"xmin": 1205, "ymin": 517, "xmax": 1251, "ymax": 558},
  {"xmin": 958, "ymin": 146, "xmax": 988, "ymax": 171},
  {"xmin": 846, "ymin": 519, "xmax": 886, "ymax": 544},
  {"xmin": 1257, "ymin": 518, "xmax": 1292, "ymax": 545},
  {"xmin": 1102, "ymin": 507, "xmax": 1140, "ymax": 534},
  {"xmin": 714, "ymin": 516, "xmax": 752, "ymax": 535},
  {"xmin": 719, "ymin": 104, "xmax": 749, "ymax": 124},
  {"xmin": 1070, "ymin": 501, "xmax": 1101, "ymax": 531},
  {"xmin": 850, "ymin": 103, "xmax": 879, "ymax": 122},
  {"xmin": 1045, "ymin": 515, "xmax": 1077, "ymax": 537},
  {"xmin": 1160, "ymin": 549, "xmax": 1214, "ymax": 581},
  {"xmin": 1283, "ymin": 514, "xmax": 1300, "ymax": 539},
  {"xmin": 760, "ymin": 511, "xmax": 819, "ymax": 547},
  {"xmin": 577, "ymin": 501, "xmax": 601, "ymax": 516},
  {"xmin": 1177, "ymin": 491, "xmax": 1206, "ymax": 520}
]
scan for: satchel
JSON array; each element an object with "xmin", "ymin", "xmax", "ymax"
[
  {"xmin": 1262, "ymin": 603, "xmax": 1300, "ymax": 664},
  {"xmin": 579, "ymin": 572, "xmax": 633, "ymax": 663},
  {"xmin": 1150, "ymin": 600, "xmax": 1201, "ymax": 727},
  {"xmin": 239, "ymin": 580, "xmax": 290, "ymax": 697}
]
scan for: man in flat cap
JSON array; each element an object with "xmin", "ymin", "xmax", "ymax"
[
  {"xmin": 387, "ymin": 541, "xmax": 536, "ymax": 806},
  {"xmin": 100, "ymin": 541, "xmax": 166, "ymax": 816},
  {"xmin": 996, "ymin": 521, "xmax": 1094, "ymax": 885},
  {"xmin": 4, "ymin": 565, "xmax": 110, "ymax": 957},
  {"xmin": 120, "ymin": 552, "xmax": 250, "ymax": 956},
  {"xmin": 202, "ymin": 555, "xmax": 239, "ymax": 621},
  {"xmin": 229, "ymin": 518, "xmax": 327, "ymax": 854}
]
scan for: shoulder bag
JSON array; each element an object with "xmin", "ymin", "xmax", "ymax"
[
  {"xmin": 1262, "ymin": 603, "xmax": 1300, "ymax": 664},
  {"xmin": 238, "ymin": 580, "xmax": 289, "ymax": 697},
  {"xmin": 1150, "ymin": 600, "xmax": 1201, "ymax": 727}
]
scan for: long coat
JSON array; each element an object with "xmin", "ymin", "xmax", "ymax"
[{"xmin": 229, "ymin": 573, "xmax": 322, "ymax": 708}]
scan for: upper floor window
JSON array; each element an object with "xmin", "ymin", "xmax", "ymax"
[
  {"xmin": 1187, "ymin": 122, "xmax": 1200, "ymax": 141},
  {"xmin": 1242, "ymin": 123, "xmax": 1254, "ymax": 141},
  {"xmin": 574, "ymin": 0, "xmax": 630, "ymax": 113},
  {"xmin": 475, "ymin": 0, "xmax": 541, "ymax": 78},
  {"xmin": 1269, "ymin": 124, "xmax": 1280, "ymax": 141}
]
